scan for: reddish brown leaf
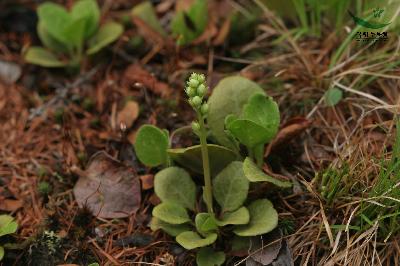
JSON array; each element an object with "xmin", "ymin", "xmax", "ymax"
[
  {"xmin": 123, "ymin": 64, "xmax": 171, "ymax": 98},
  {"xmin": 265, "ymin": 117, "xmax": 311, "ymax": 157},
  {"xmin": 73, "ymin": 152, "xmax": 141, "ymax": 219},
  {"xmin": 0, "ymin": 199, "xmax": 23, "ymax": 212}
]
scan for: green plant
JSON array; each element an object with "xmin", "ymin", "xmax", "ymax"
[
  {"xmin": 131, "ymin": 0, "xmax": 208, "ymax": 46},
  {"xmin": 134, "ymin": 74, "xmax": 291, "ymax": 265},
  {"xmin": 0, "ymin": 215, "xmax": 18, "ymax": 261},
  {"xmin": 24, "ymin": 0, "xmax": 123, "ymax": 68}
]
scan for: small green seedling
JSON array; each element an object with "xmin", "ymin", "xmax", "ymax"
[
  {"xmin": 132, "ymin": 0, "xmax": 208, "ymax": 46},
  {"xmin": 0, "ymin": 215, "xmax": 18, "ymax": 261},
  {"xmin": 134, "ymin": 74, "xmax": 291, "ymax": 265},
  {"xmin": 24, "ymin": 0, "xmax": 123, "ymax": 68}
]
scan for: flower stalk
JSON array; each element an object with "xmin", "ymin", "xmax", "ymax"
[{"xmin": 186, "ymin": 73, "xmax": 213, "ymax": 214}]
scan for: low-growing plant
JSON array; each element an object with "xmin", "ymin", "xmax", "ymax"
[
  {"xmin": 0, "ymin": 215, "xmax": 18, "ymax": 261},
  {"xmin": 24, "ymin": 0, "xmax": 123, "ymax": 68},
  {"xmin": 134, "ymin": 74, "xmax": 291, "ymax": 265}
]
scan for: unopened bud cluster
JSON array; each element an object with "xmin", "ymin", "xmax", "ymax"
[{"xmin": 185, "ymin": 73, "xmax": 209, "ymax": 115}]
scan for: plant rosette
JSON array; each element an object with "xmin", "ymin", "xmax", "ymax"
[
  {"xmin": 0, "ymin": 215, "xmax": 18, "ymax": 261},
  {"xmin": 134, "ymin": 74, "xmax": 291, "ymax": 266}
]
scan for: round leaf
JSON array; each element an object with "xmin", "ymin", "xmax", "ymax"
[
  {"xmin": 71, "ymin": 0, "xmax": 100, "ymax": 38},
  {"xmin": 217, "ymin": 207, "xmax": 250, "ymax": 226},
  {"xmin": 325, "ymin": 87, "xmax": 343, "ymax": 106},
  {"xmin": 233, "ymin": 199, "xmax": 278, "ymax": 236},
  {"xmin": 150, "ymin": 217, "xmax": 191, "ymax": 236},
  {"xmin": 212, "ymin": 161, "xmax": 249, "ymax": 212},
  {"xmin": 195, "ymin": 213, "xmax": 218, "ymax": 233},
  {"xmin": 243, "ymin": 157, "xmax": 292, "ymax": 188},
  {"xmin": 24, "ymin": 47, "xmax": 67, "ymax": 67},
  {"xmin": 168, "ymin": 144, "xmax": 238, "ymax": 176},
  {"xmin": 242, "ymin": 94, "xmax": 280, "ymax": 143},
  {"xmin": 134, "ymin": 125, "xmax": 169, "ymax": 167},
  {"xmin": 0, "ymin": 215, "xmax": 18, "ymax": 237},
  {"xmin": 226, "ymin": 119, "xmax": 271, "ymax": 148},
  {"xmin": 152, "ymin": 202, "xmax": 191, "ymax": 224},
  {"xmin": 196, "ymin": 247, "xmax": 226, "ymax": 266},
  {"xmin": 87, "ymin": 21, "xmax": 124, "ymax": 55},
  {"xmin": 208, "ymin": 76, "xmax": 265, "ymax": 150},
  {"xmin": 176, "ymin": 231, "xmax": 217, "ymax": 250},
  {"xmin": 154, "ymin": 167, "xmax": 196, "ymax": 210},
  {"xmin": 37, "ymin": 22, "xmax": 69, "ymax": 52}
]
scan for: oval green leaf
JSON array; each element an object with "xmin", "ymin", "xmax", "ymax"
[
  {"xmin": 154, "ymin": 167, "xmax": 196, "ymax": 210},
  {"xmin": 150, "ymin": 217, "xmax": 191, "ymax": 236},
  {"xmin": 168, "ymin": 144, "xmax": 238, "ymax": 176},
  {"xmin": 176, "ymin": 231, "xmax": 217, "ymax": 250},
  {"xmin": 131, "ymin": 1, "xmax": 166, "ymax": 36},
  {"xmin": 233, "ymin": 199, "xmax": 278, "ymax": 236},
  {"xmin": 324, "ymin": 87, "xmax": 343, "ymax": 107},
  {"xmin": 196, "ymin": 247, "xmax": 225, "ymax": 266},
  {"xmin": 134, "ymin": 125, "xmax": 169, "ymax": 167},
  {"xmin": 217, "ymin": 206, "xmax": 250, "ymax": 226},
  {"xmin": 87, "ymin": 21, "xmax": 124, "ymax": 55},
  {"xmin": 195, "ymin": 213, "xmax": 218, "ymax": 233},
  {"xmin": 71, "ymin": 0, "xmax": 100, "ymax": 38},
  {"xmin": 213, "ymin": 161, "xmax": 249, "ymax": 212},
  {"xmin": 226, "ymin": 119, "xmax": 271, "ymax": 148},
  {"xmin": 37, "ymin": 22, "xmax": 69, "ymax": 52},
  {"xmin": 243, "ymin": 157, "xmax": 292, "ymax": 188},
  {"xmin": 152, "ymin": 202, "xmax": 191, "ymax": 224},
  {"xmin": 242, "ymin": 94, "xmax": 280, "ymax": 142},
  {"xmin": 0, "ymin": 215, "xmax": 18, "ymax": 237},
  {"xmin": 208, "ymin": 76, "xmax": 265, "ymax": 150},
  {"xmin": 24, "ymin": 47, "xmax": 67, "ymax": 67}
]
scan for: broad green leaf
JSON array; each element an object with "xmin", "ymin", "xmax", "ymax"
[
  {"xmin": 325, "ymin": 87, "xmax": 343, "ymax": 106},
  {"xmin": 0, "ymin": 246, "xmax": 3, "ymax": 261},
  {"xmin": 233, "ymin": 199, "xmax": 278, "ymax": 236},
  {"xmin": 63, "ymin": 17, "xmax": 86, "ymax": 51},
  {"xmin": 24, "ymin": 47, "xmax": 67, "ymax": 67},
  {"xmin": 152, "ymin": 202, "xmax": 190, "ymax": 224},
  {"xmin": 195, "ymin": 213, "xmax": 218, "ymax": 233},
  {"xmin": 154, "ymin": 167, "xmax": 196, "ymax": 210},
  {"xmin": 226, "ymin": 119, "xmax": 271, "ymax": 148},
  {"xmin": 71, "ymin": 0, "xmax": 100, "ymax": 38},
  {"xmin": 0, "ymin": 215, "xmax": 18, "ymax": 237},
  {"xmin": 168, "ymin": 144, "xmax": 237, "ymax": 176},
  {"xmin": 243, "ymin": 157, "xmax": 292, "ymax": 188},
  {"xmin": 213, "ymin": 161, "xmax": 249, "ymax": 212},
  {"xmin": 131, "ymin": 1, "xmax": 166, "ymax": 36},
  {"xmin": 176, "ymin": 231, "xmax": 217, "ymax": 250},
  {"xmin": 171, "ymin": 0, "xmax": 208, "ymax": 45},
  {"xmin": 217, "ymin": 207, "xmax": 249, "ymax": 226},
  {"xmin": 150, "ymin": 217, "xmax": 191, "ymax": 236},
  {"xmin": 37, "ymin": 22, "xmax": 69, "ymax": 52},
  {"xmin": 242, "ymin": 94, "xmax": 280, "ymax": 142},
  {"xmin": 196, "ymin": 247, "xmax": 225, "ymax": 266},
  {"xmin": 208, "ymin": 76, "xmax": 265, "ymax": 150},
  {"xmin": 134, "ymin": 125, "xmax": 169, "ymax": 167},
  {"xmin": 87, "ymin": 22, "xmax": 124, "ymax": 55},
  {"xmin": 37, "ymin": 2, "xmax": 72, "ymax": 46}
]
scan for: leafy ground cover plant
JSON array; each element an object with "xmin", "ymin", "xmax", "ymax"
[
  {"xmin": 24, "ymin": 0, "xmax": 123, "ymax": 68},
  {"xmin": 131, "ymin": 0, "xmax": 207, "ymax": 45},
  {"xmin": 0, "ymin": 215, "xmax": 18, "ymax": 261},
  {"xmin": 134, "ymin": 74, "xmax": 291, "ymax": 265}
]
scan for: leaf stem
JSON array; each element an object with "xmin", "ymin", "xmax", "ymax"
[{"xmin": 197, "ymin": 111, "xmax": 213, "ymax": 214}]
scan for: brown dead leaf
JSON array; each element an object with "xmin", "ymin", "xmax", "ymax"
[
  {"xmin": 123, "ymin": 64, "xmax": 171, "ymax": 98},
  {"xmin": 117, "ymin": 101, "xmax": 139, "ymax": 129},
  {"xmin": 139, "ymin": 174, "xmax": 154, "ymax": 190},
  {"xmin": 73, "ymin": 151, "xmax": 141, "ymax": 219},
  {"xmin": 213, "ymin": 16, "xmax": 231, "ymax": 46},
  {"xmin": 0, "ymin": 199, "xmax": 23, "ymax": 212},
  {"xmin": 265, "ymin": 117, "xmax": 311, "ymax": 157}
]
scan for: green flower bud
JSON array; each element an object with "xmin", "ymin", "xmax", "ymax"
[
  {"xmin": 189, "ymin": 79, "xmax": 199, "ymax": 88},
  {"xmin": 186, "ymin": 87, "xmax": 196, "ymax": 97},
  {"xmin": 192, "ymin": 96, "xmax": 202, "ymax": 107},
  {"xmin": 198, "ymin": 74, "xmax": 205, "ymax": 83},
  {"xmin": 192, "ymin": 121, "xmax": 200, "ymax": 132},
  {"xmin": 201, "ymin": 103, "xmax": 209, "ymax": 114},
  {"xmin": 197, "ymin": 84, "xmax": 206, "ymax": 96}
]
